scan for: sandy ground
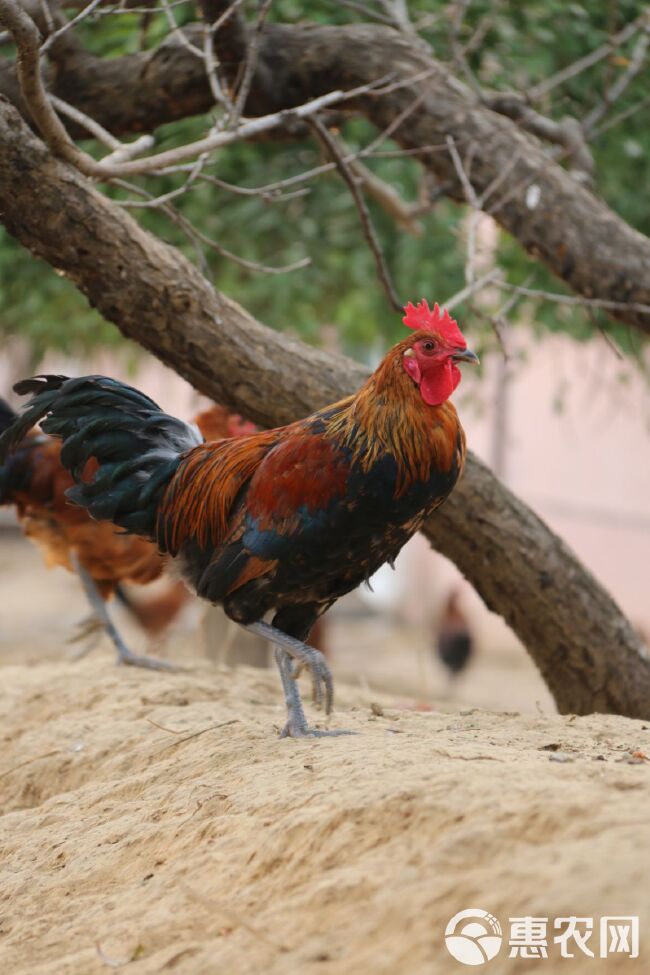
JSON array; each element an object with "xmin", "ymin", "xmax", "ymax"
[
  {"xmin": 2, "ymin": 534, "xmax": 650, "ymax": 974},
  {"xmin": 1, "ymin": 533, "xmax": 555, "ymax": 714}
]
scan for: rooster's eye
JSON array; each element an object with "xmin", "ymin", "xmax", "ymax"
[{"xmin": 421, "ymin": 340, "xmax": 435, "ymax": 354}]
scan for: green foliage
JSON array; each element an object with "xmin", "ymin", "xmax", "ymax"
[
  {"xmin": 1, "ymin": 0, "xmax": 648, "ymax": 363},
  {"xmin": 0, "ymin": 236, "xmax": 120, "ymax": 363}
]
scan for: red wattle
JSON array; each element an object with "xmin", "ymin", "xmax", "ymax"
[{"xmin": 420, "ymin": 361, "xmax": 461, "ymax": 406}]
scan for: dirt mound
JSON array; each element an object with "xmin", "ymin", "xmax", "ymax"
[{"xmin": 1, "ymin": 660, "xmax": 649, "ymax": 974}]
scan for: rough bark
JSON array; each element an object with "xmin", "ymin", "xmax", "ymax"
[
  {"xmin": 1, "ymin": 99, "xmax": 648, "ymax": 718},
  {"xmin": 1, "ymin": 20, "xmax": 650, "ymax": 333}
]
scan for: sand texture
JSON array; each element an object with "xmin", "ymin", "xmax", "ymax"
[{"xmin": 1, "ymin": 658, "xmax": 649, "ymax": 975}]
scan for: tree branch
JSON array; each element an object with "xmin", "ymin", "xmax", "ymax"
[
  {"xmin": 308, "ymin": 115, "xmax": 402, "ymax": 312},
  {"xmin": 0, "ymin": 19, "xmax": 648, "ymax": 334},
  {"xmin": 0, "ymin": 97, "xmax": 647, "ymax": 719},
  {"xmin": 0, "ymin": 0, "xmax": 381, "ymax": 180},
  {"xmin": 482, "ymin": 93, "xmax": 594, "ymax": 182}
]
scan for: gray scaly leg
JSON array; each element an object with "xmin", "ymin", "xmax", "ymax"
[
  {"xmin": 245, "ymin": 621, "xmax": 355, "ymax": 738},
  {"xmin": 72, "ymin": 555, "xmax": 176, "ymax": 672}
]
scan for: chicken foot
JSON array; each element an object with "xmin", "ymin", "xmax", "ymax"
[
  {"xmin": 245, "ymin": 621, "xmax": 355, "ymax": 738},
  {"xmin": 72, "ymin": 555, "xmax": 176, "ymax": 672}
]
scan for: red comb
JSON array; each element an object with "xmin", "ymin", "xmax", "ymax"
[{"xmin": 402, "ymin": 300, "xmax": 466, "ymax": 348}]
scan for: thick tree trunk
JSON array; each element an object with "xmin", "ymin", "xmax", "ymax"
[
  {"xmin": 0, "ymin": 99, "xmax": 648, "ymax": 718},
  {"xmin": 1, "ymin": 20, "xmax": 649, "ymax": 334}
]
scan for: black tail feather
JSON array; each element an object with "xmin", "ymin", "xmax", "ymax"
[
  {"xmin": 0, "ymin": 377, "xmax": 68, "ymax": 462},
  {"xmin": 0, "ymin": 397, "xmax": 18, "ymax": 435},
  {"xmin": 2, "ymin": 374, "xmax": 203, "ymax": 542},
  {"xmin": 0, "ymin": 397, "xmax": 33, "ymax": 506}
]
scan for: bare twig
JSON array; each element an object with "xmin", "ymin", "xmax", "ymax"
[
  {"xmin": 482, "ymin": 130, "xmax": 605, "ymax": 221},
  {"xmin": 100, "ymin": 134, "xmax": 156, "ymax": 166},
  {"xmin": 475, "ymin": 146, "xmax": 524, "ymax": 208},
  {"xmin": 40, "ymin": 0, "xmax": 104, "ymax": 53},
  {"xmin": 159, "ymin": 0, "xmax": 204, "ymax": 59},
  {"xmin": 308, "ymin": 115, "xmax": 401, "ymax": 311},
  {"xmin": 180, "ymin": 883, "xmax": 291, "ymax": 952},
  {"xmin": 328, "ymin": 134, "xmax": 423, "ymax": 235},
  {"xmin": 443, "ymin": 268, "xmax": 503, "ymax": 312},
  {"xmin": 381, "ymin": 0, "xmax": 417, "ymax": 38},
  {"xmin": 49, "ymin": 94, "xmax": 122, "ymax": 149},
  {"xmin": 0, "ymin": 749, "xmax": 61, "ymax": 779},
  {"xmin": 204, "ymin": 0, "xmax": 247, "ymax": 36},
  {"xmin": 230, "ymin": 0, "xmax": 273, "ymax": 126},
  {"xmin": 92, "ymin": 83, "xmax": 394, "ymax": 177},
  {"xmin": 582, "ymin": 25, "xmax": 650, "ymax": 135},
  {"xmin": 0, "ymin": 1, "xmax": 383, "ymax": 183},
  {"xmin": 352, "ymin": 158, "xmax": 424, "ymax": 235},
  {"xmin": 445, "ymin": 133, "xmax": 478, "ymax": 207},
  {"xmin": 153, "ymin": 718, "xmax": 239, "ymax": 754},
  {"xmin": 446, "ymin": 134, "xmax": 480, "ymax": 286},
  {"xmin": 202, "ymin": 21, "xmax": 231, "ymax": 110},
  {"xmin": 528, "ymin": 14, "xmax": 648, "ymax": 101},
  {"xmin": 448, "ymin": 0, "xmax": 482, "ymax": 95},
  {"xmin": 339, "ymin": 0, "xmax": 394, "ymax": 25},
  {"xmin": 496, "ymin": 281, "xmax": 650, "ymax": 316},
  {"xmin": 591, "ymin": 93, "xmax": 650, "ymax": 138},
  {"xmin": 0, "ymin": 0, "xmax": 98, "ymax": 171},
  {"xmin": 195, "ymin": 170, "xmax": 313, "ymax": 199},
  {"xmin": 462, "ymin": 2, "xmax": 501, "ymax": 57},
  {"xmin": 596, "ymin": 320, "xmax": 626, "ymax": 361},
  {"xmin": 111, "ymin": 177, "xmax": 211, "ymax": 275},
  {"xmin": 113, "ymin": 176, "xmax": 310, "ymax": 274},
  {"xmin": 483, "ymin": 94, "xmax": 594, "ymax": 180}
]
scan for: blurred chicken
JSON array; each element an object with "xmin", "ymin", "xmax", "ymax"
[
  {"xmin": 0, "ymin": 397, "xmax": 256, "ymax": 669},
  {"xmin": 193, "ymin": 404, "xmax": 257, "ymax": 441},
  {"xmin": 115, "ymin": 580, "xmax": 191, "ymax": 638},
  {"xmin": 0, "ymin": 397, "xmax": 174, "ymax": 669},
  {"xmin": 436, "ymin": 588, "xmax": 474, "ymax": 678}
]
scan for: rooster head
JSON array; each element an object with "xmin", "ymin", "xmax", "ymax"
[{"xmin": 401, "ymin": 300, "xmax": 478, "ymax": 406}]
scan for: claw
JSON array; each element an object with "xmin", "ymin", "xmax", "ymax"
[
  {"xmin": 116, "ymin": 648, "xmax": 179, "ymax": 672},
  {"xmin": 244, "ymin": 621, "xmax": 345, "ymax": 737},
  {"xmin": 279, "ymin": 715, "xmax": 358, "ymax": 739},
  {"xmin": 246, "ymin": 620, "xmax": 335, "ymax": 715},
  {"xmin": 291, "ymin": 653, "xmax": 328, "ymax": 710},
  {"xmin": 288, "ymin": 648, "xmax": 331, "ymax": 713},
  {"xmin": 280, "ymin": 720, "xmax": 359, "ymax": 738}
]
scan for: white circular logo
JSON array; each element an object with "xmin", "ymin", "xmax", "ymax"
[{"xmin": 445, "ymin": 909, "xmax": 503, "ymax": 966}]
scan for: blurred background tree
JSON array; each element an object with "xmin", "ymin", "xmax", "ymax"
[{"xmin": 1, "ymin": 0, "xmax": 648, "ymax": 364}]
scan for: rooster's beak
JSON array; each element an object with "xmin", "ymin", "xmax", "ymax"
[{"xmin": 452, "ymin": 347, "xmax": 480, "ymax": 365}]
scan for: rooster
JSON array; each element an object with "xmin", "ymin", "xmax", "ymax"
[{"xmin": 1, "ymin": 301, "xmax": 478, "ymax": 736}]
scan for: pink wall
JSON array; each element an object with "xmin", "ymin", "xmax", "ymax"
[{"xmin": 465, "ymin": 331, "xmax": 650, "ymax": 632}]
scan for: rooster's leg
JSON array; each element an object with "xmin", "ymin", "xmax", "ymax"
[
  {"xmin": 273, "ymin": 647, "xmax": 311, "ymax": 737},
  {"xmin": 72, "ymin": 556, "xmax": 176, "ymax": 672},
  {"xmin": 245, "ymin": 621, "xmax": 355, "ymax": 738}
]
